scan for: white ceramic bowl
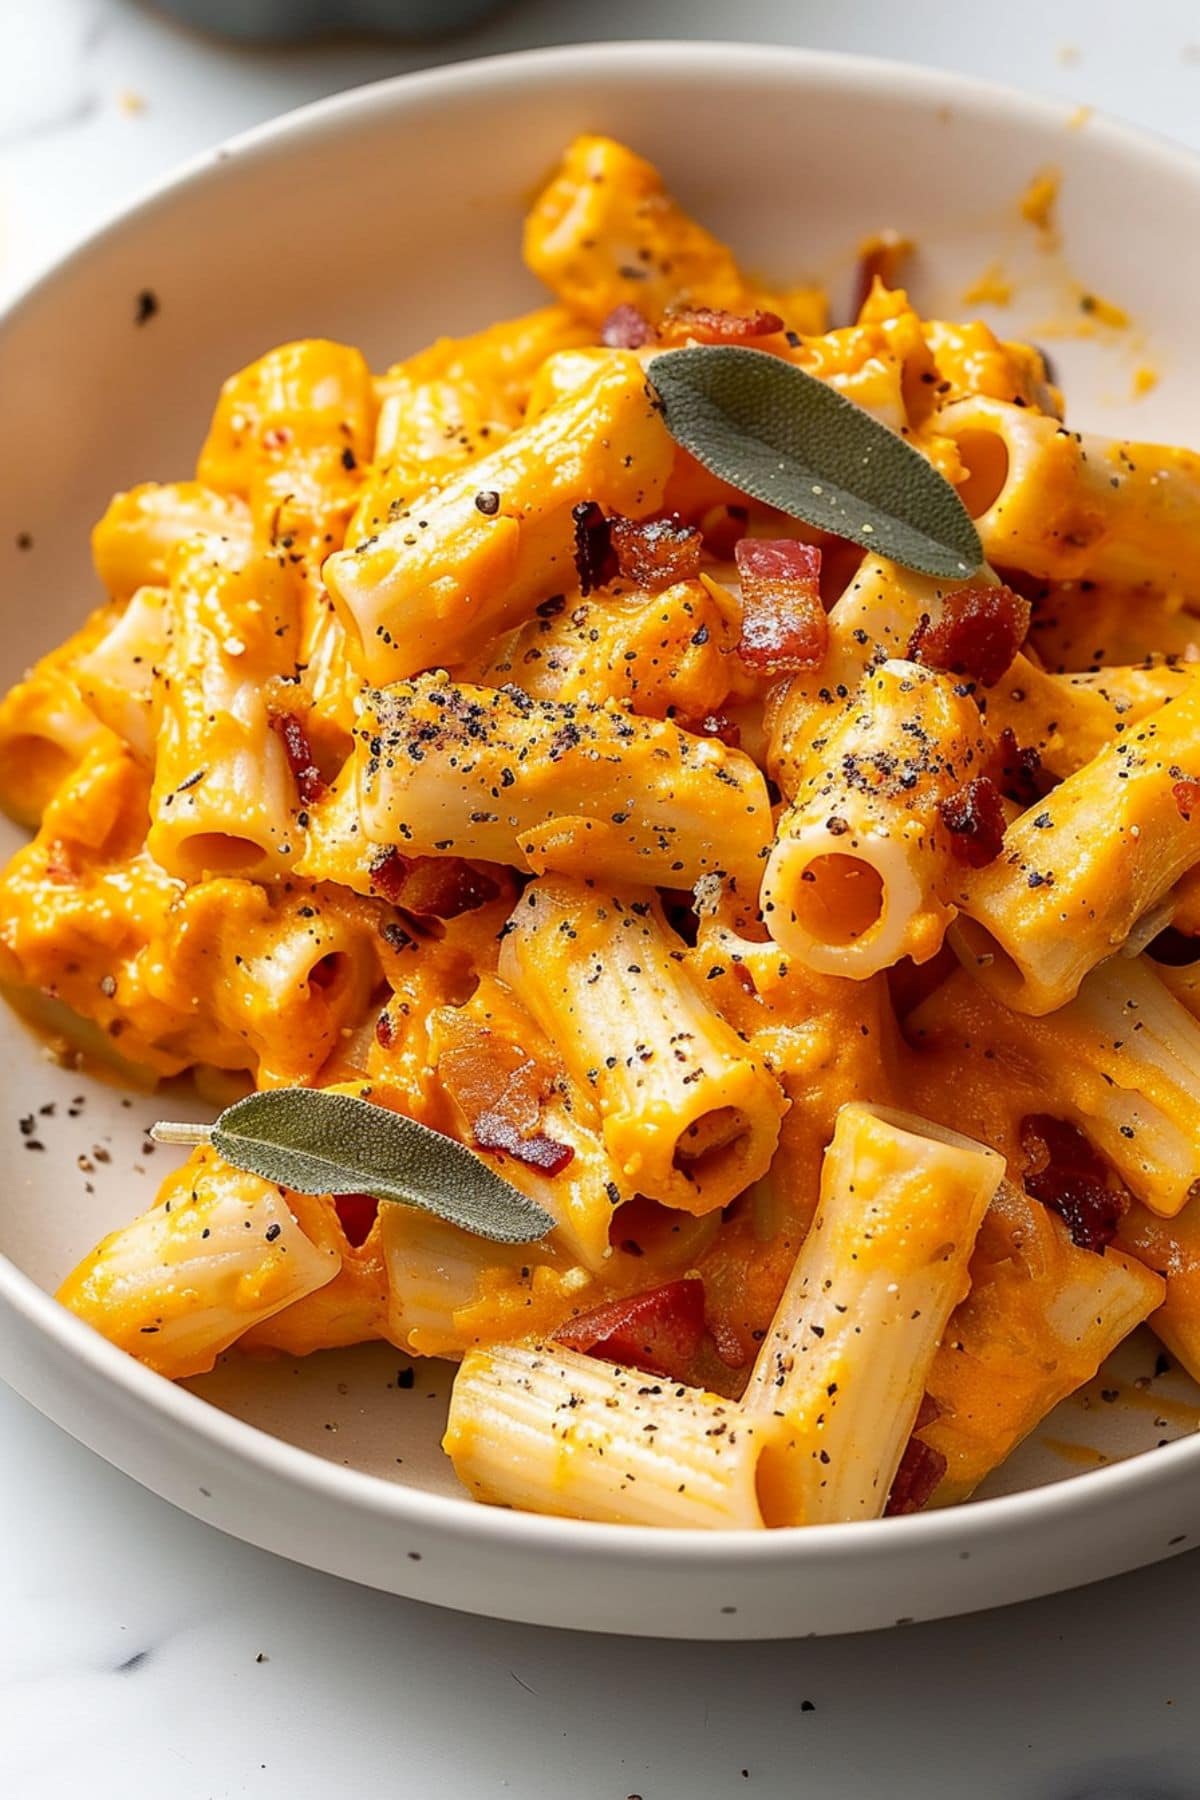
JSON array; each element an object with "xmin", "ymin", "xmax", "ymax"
[{"xmin": 3, "ymin": 42, "xmax": 1200, "ymax": 1640}]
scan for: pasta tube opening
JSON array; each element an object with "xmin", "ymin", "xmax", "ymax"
[
  {"xmin": 498, "ymin": 876, "xmax": 786, "ymax": 1215},
  {"xmin": 762, "ymin": 659, "xmax": 989, "ymax": 976}
]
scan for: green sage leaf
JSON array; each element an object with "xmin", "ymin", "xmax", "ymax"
[
  {"xmin": 647, "ymin": 346, "xmax": 982, "ymax": 579},
  {"xmin": 206, "ymin": 1088, "xmax": 555, "ymax": 1245}
]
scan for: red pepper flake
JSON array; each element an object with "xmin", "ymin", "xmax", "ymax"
[
  {"xmin": 334, "ymin": 1192, "xmax": 378, "ymax": 1247},
  {"xmin": 1020, "ymin": 1114, "xmax": 1128, "ymax": 1255},
  {"xmin": 472, "ymin": 1110, "xmax": 574, "ymax": 1175},
  {"xmin": 939, "ymin": 775, "xmax": 1007, "ymax": 867},
  {"xmin": 268, "ymin": 710, "xmax": 327, "ymax": 807},
  {"xmin": 886, "ymin": 1393, "xmax": 946, "ymax": 1514},
  {"xmin": 571, "ymin": 501, "xmax": 618, "ymax": 597},
  {"xmin": 658, "ymin": 306, "xmax": 785, "ymax": 346},
  {"xmin": 558, "ymin": 1279, "xmax": 706, "ymax": 1382},
  {"xmin": 374, "ymin": 1010, "xmax": 396, "ymax": 1050},
  {"xmin": 734, "ymin": 539, "xmax": 827, "ymax": 674},
  {"xmin": 610, "ymin": 514, "xmax": 703, "ymax": 588},
  {"xmin": 1173, "ymin": 778, "xmax": 1200, "ymax": 821},
  {"xmin": 601, "ymin": 303, "xmax": 653, "ymax": 349},
  {"xmin": 906, "ymin": 585, "xmax": 1030, "ymax": 687},
  {"xmin": 369, "ymin": 849, "xmax": 500, "ymax": 918},
  {"xmin": 134, "ymin": 289, "xmax": 159, "ymax": 326},
  {"xmin": 986, "ymin": 726, "xmax": 1060, "ymax": 807}
]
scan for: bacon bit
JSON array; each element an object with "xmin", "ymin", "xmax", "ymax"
[
  {"xmin": 734, "ymin": 539, "xmax": 827, "ymax": 674},
  {"xmin": 906, "ymin": 585, "xmax": 1031, "ymax": 687},
  {"xmin": 610, "ymin": 514, "xmax": 703, "ymax": 588},
  {"xmin": 1020, "ymin": 1114, "xmax": 1128, "ymax": 1255},
  {"xmin": 472, "ymin": 1110, "xmax": 574, "ymax": 1175},
  {"xmin": 334, "ymin": 1192, "xmax": 378, "ymax": 1247},
  {"xmin": 699, "ymin": 503, "xmax": 750, "ymax": 560},
  {"xmin": 600, "ymin": 303, "xmax": 653, "ymax": 349},
  {"xmin": 850, "ymin": 230, "xmax": 914, "ymax": 322},
  {"xmin": 369, "ymin": 849, "xmax": 500, "ymax": 918},
  {"xmin": 268, "ymin": 710, "xmax": 327, "ymax": 807},
  {"xmin": 571, "ymin": 501, "xmax": 618, "ymax": 597},
  {"xmin": 886, "ymin": 1439, "xmax": 946, "ymax": 1515},
  {"xmin": 987, "ymin": 726, "xmax": 1060, "ymax": 807},
  {"xmin": 1173, "ymin": 778, "xmax": 1200, "ymax": 821},
  {"xmin": 436, "ymin": 1011, "xmax": 572, "ymax": 1180},
  {"xmin": 678, "ymin": 712, "xmax": 741, "ymax": 749},
  {"xmin": 658, "ymin": 306, "xmax": 785, "ymax": 346},
  {"xmin": 940, "ymin": 776, "xmax": 1007, "ymax": 868},
  {"xmin": 558, "ymin": 1279, "xmax": 707, "ymax": 1381}
]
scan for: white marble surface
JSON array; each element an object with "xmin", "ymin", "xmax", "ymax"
[{"xmin": 5, "ymin": 3, "xmax": 1200, "ymax": 1794}]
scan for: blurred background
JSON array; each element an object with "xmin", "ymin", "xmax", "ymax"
[{"xmin": 7, "ymin": 0, "xmax": 1200, "ymax": 309}]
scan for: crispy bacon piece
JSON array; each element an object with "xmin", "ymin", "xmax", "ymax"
[
  {"xmin": 734, "ymin": 539, "xmax": 827, "ymax": 674},
  {"xmin": 850, "ymin": 230, "xmax": 913, "ymax": 322},
  {"xmin": 267, "ymin": 709, "xmax": 327, "ymax": 807},
  {"xmin": 1173, "ymin": 778, "xmax": 1200, "ymax": 821},
  {"xmin": 885, "ymin": 1393, "xmax": 946, "ymax": 1515},
  {"xmin": 658, "ymin": 306, "xmax": 785, "ymax": 346},
  {"xmin": 369, "ymin": 849, "xmax": 500, "ymax": 918},
  {"xmin": 471, "ymin": 1110, "xmax": 574, "ymax": 1175},
  {"xmin": 600, "ymin": 303, "xmax": 653, "ymax": 349},
  {"xmin": 906, "ymin": 585, "xmax": 1031, "ymax": 688},
  {"xmin": 986, "ymin": 726, "xmax": 1060, "ymax": 807},
  {"xmin": 940, "ymin": 775, "xmax": 1007, "ymax": 868},
  {"xmin": 571, "ymin": 501, "xmax": 618, "ymax": 597},
  {"xmin": 436, "ymin": 1011, "xmax": 573, "ymax": 1179},
  {"xmin": 1020, "ymin": 1114, "xmax": 1127, "ymax": 1255},
  {"xmin": 334, "ymin": 1192, "xmax": 378, "ymax": 1247},
  {"xmin": 557, "ymin": 1278, "xmax": 707, "ymax": 1381},
  {"xmin": 610, "ymin": 514, "xmax": 703, "ymax": 588}
]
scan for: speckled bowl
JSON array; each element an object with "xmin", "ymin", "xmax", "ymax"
[{"xmin": 2, "ymin": 43, "xmax": 1200, "ymax": 1639}]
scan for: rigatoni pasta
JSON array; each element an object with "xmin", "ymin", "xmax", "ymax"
[{"xmin": 6, "ymin": 133, "xmax": 1198, "ymax": 1530}]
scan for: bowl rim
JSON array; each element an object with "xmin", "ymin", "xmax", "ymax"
[{"xmin": 3, "ymin": 36, "xmax": 1199, "ymax": 1564}]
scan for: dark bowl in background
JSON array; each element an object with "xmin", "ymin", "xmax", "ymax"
[{"xmin": 153, "ymin": 0, "xmax": 506, "ymax": 40}]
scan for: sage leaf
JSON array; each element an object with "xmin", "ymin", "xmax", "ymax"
[
  {"xmin": 184, "ymin": 1088, "xmax": 554, "ymax": 1245},
  {"xmin": 647, "ymin": 346, "xmax": 982, "ymax": 579}
]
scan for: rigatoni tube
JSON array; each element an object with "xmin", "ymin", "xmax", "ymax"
[
  {"xmin": 927, "ymin": 1181, "xmax": 1164, "ymax": 1503},
  {"xmin": 90, "ymin": 481, "xmax": 252, "ymax": 602},
  {"xmin": 148, "ymin": 541, "xmax": 302, "ymax": 883},
  {"xmin": 953, "ymin": 677, "xmax": 1200, "ymax": 1013},
  {"xmin": 355, "ymin": 675, "xmax": 772, "ymax": 891},
  {"xmin": 324, "ymin": 352, "xmax": 673, "ymax": 684},
  {"xmin": 74, "ymin": 585, "xmax": 168, "ymax": 762},
  {"xmin": 939, "ymin": 393, "xmax": 1200, "ymax": 596},
  {"xmin": 444, "ymin": 1343, "xmax": 767, "ymax": 1528},
  {"xmin": 499, "ymin": 876, "xmax": 786, "ymax": 1215},
  {"xmin": 909, "ymin": 959, "xmax": 1200, "ymax": 1217},
  {"xmin": 744, "ymin": 1104, "xmax": 1002, "ymax": 1525},
  {"xmin": 0, "ymin": 604, "xmax": 123, "ymax": 828},
  {"xmin": 761, "ymin": 660, "xmax": 991, "ymax": 976},
  {"xmin": 57, "ymin": 1147, "xmax": 342, "ymax": 1380}
]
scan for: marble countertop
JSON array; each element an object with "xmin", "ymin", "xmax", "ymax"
[{"xmin": 5, "ymin": 3, "xmax": 1200, "ymax": 1795}]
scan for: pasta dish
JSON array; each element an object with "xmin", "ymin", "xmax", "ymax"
[{"xmin": 4, "ymin": 135, "xmax": 1200, "ymax": 1529}]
